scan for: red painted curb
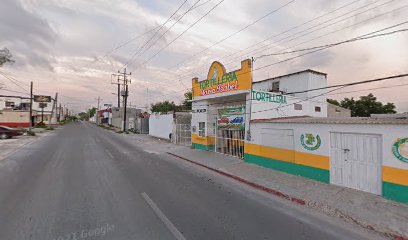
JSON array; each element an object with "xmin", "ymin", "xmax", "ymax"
[
  {"xmin": 166, "ymin": 152, "xmax": 408, "ymax": 239},
  {"xmin": 166, "ymin": 152, "xmax": 306, "ymax": 206}
]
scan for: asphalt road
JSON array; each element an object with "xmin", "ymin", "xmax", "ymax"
[{"xmin": 0, "ymin": 122, "xmax": 378, "ymax": 240}]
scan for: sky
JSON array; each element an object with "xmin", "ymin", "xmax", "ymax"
[{"xmin": 0, "ymin": 0, "xmax": 407, "ymax": 113}]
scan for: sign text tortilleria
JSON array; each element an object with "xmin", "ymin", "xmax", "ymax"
[
  {"xmin": 192, "ymin": 60, "xmax": 252, "ymax": 98},
  {"xmin": 200, "ymin": 72, "xmax": 238, "ymax": 96}
]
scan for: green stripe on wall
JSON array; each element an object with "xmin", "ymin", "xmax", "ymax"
[
  {"xmin": 192, "ymin": 143, "xmax": 215, "ymax": 151},
  {"xmin": 245, "ymin": 154, "xmax": 329, "ymax": 183},
  {"xmin": 383, "ymin": 182, "xmax": 408, "ymax": 204}
]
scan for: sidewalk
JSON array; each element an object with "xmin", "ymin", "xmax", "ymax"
[
  {"xmin": 0, "ymin": 129, "xmax": 56, "ymax": 161},
  {"xmin": 119, "ymin": 133, "xmax": 408, "ymax": 239}
]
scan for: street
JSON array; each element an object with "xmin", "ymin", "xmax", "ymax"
[{"xmin": 0, "ymin": 122, "xmax": 377, "ymax": 240}]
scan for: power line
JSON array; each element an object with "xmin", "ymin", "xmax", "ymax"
[
  {"xmin": 113, "ymin": 0, "xmax": 397, "ymax": 93},
  {"xmin": 172, "ymin": 0, "xmax": 374, "ymax": 79},
  {"xmin": 327, "ymin": 82, "xmax": 408, "ymax": 96},
  {"xmin": 249, "ymin": 0, "xmax": 405, "ymax": 61},
  {"xmin": 141, "ymin": 20, "xmax": 408, "ymax": 102},
  {"xmin": 121, "ymin": 0, "xmax": 191, "ymax": 69},
  {"xmin": 140, "ymin": 70, "xmax": 408, "ymax": 111},
  {"xmin": 135, "ymin": 0, "xmax": 226, "ymax": 70},
  {"xmin": 256, "ymin": 27, "xmax": 408, "ymax": 59},
  {"xmin": 175, "ymin": 0, "xmax": 398, "ymax": 81},
  {"xmin": 195, "ymin": 72, "xmax": 408, "ymax": 115},
  {"xmin": 166, "ymin": 0, "xmax": 296, "ymax": 70},
  {"xmin": 287, "ymin": 73, "xmax": 408, "ymax": 95},
  {"xmin": 137, "ymin": 0, "xmax": 202, "ymax": 59},
  {"xmin": 0, "ymin": 71, "xmax": 29, "ymax": 93}
]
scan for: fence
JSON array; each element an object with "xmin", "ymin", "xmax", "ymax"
[
  {"xmin": 173, "ymin": 124, "xmax": 192, "ymax": 146},
  {"xmin": 215, "ymin": 129, "xmax": 245, "ymax": 158}
]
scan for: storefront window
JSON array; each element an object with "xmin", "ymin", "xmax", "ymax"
[{"xmin": 199, "ymin": 122, "xmax": 205, "ymax": 137}]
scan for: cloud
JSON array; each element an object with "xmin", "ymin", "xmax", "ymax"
[
  {"xmin": 0, "ymin": 0, "xmax": 58, "ymax": 69},
  {"xmin": 0, "ymin": 0, "xmax": 407, "ymax": 112}
]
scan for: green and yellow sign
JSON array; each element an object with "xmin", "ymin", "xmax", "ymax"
[
  {"xmin": 300, "ymin": 134, "xmax": 321, "ymax": 151},
  {"xmin": 192, "ymin": 60, "xmax": 252, "ymax": 98},
  {"xmin": 392, "ymin": 138, "xmax": 408, "ymax": 163},
  {"xmin": 217, "ymin": 107, "xmax": 245, "ymax": 130}
]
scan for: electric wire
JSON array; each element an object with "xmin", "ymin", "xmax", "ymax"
[
  {"xmin": 175, "ymin": 0, "xmax": 400, "ymax": 81},
  {"xmin": 134, "ymin": 0, "xmax": 226, "ymax": 70},
  {"xmin": 121, "ymin": 0, "xmax": 192, "ymax": 69}
]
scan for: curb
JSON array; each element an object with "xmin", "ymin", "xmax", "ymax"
[
  {"xmin": 166, "ymin": 152, "xmax": 407, "ymax": 240},
  {"xmin": 166, "ymin": 152, "xmax": 306, "ymax": 206},
  {"xmin": 0, "ymin": 131, "xmax": 53, "ymax": 161}
]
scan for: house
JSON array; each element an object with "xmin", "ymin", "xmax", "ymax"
[{"xmin": 189, "ymin": 59, "xmax": 408, "ymax": 204}]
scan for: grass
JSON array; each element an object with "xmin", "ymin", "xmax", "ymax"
[{"xmin": 26, "ymin": 131, "xmax": 36, "ymax": 136}]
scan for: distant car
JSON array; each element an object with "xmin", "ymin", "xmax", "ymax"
[{"xmin": 0, "ymin": 126, "xmax": 23, "ymax": 139}]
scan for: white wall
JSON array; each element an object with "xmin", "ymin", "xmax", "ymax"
[
  {"xmin": 149, "ymin": 113, "xmax": 174, "ymax": 140},
  {"xmin": 249, "ymin": 122, "xmax": 408, "ymax": 170},
  {"xmin": 250, "ymin": 90, "xmax": 327, "ymax": 120},
  {"xmin": 253, "ymin": 71, "xmax": 327, "ymax": 100}
]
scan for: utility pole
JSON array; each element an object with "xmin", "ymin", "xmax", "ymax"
[
  {"xmin": 58, "ymin": 103, "xmax": 62, "ymax": 122},
  {"xmin": 29, "ymin": 81, "xmax": 33, "ymax": 131},
  {"xmin": 111, "ymin": 74, "xmax": 122, "ymax": 108},
  {"xmin": 50, "ymin": 93, "xmax": 57, "ymax": 125},
  {"xmin": 95, "ymin": 96, "xmax": 101, "ymax": 124},
  {"xmin": 117, "ymin": 68, "xmax": 131, "ymax": 131}
]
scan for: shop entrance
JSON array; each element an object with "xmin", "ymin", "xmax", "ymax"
[
  {"xmin": 215, "ymin": 129, "xmax": 245, "ymax": 158},
  {"xmin": 215, "ymin": 107, "xmax": 245, "ymax": 158}
]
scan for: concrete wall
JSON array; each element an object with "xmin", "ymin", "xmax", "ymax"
[
  {"xmin": 0, "ymin": 111, "xmax": 31, "ymax": 127},
  {"xmin": 250, "ymin": 90, "xmax": 327, "ymax": 120},
  {"xmin": 252, "ymin": 71, "xmax": 327, "ymax": 102},
  {"xmin": 327, "ymin": 103, "xmax": 351, "ymax": 118},
  {"xmin": 111, "ymin": 107, "xmax": 142, "ymax": 130},
  {"xmin": 246, "ymin": 122, "xmax": 408, "ymax": 204},
  {"xmin": 149, "ymin": 113, "xmax": 174, "ymax": 140}
]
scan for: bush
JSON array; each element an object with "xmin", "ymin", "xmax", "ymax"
[
  {"xmin": 27, "ymin": 131, "xmax": 36, "ymax": 136},
  {"xmin": 46, "ymin": 126, "xmax": 55, "ymax": 131},
  {"xmin": 35, "ymin": 122, "xmax": 47, "ymax": 128}
]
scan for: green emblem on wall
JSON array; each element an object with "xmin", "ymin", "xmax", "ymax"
[
  {"xmin": 300, "ymin": 134, "xmax": 321, "ymax": 151},
  {"xmin": 392, "ymin": 138, "xmax": 408, "ymax": 163}
]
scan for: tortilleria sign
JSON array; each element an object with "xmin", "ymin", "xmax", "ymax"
[{"xmin": 192, "ymin": 59, "xmax": 252, "ymax": 98}]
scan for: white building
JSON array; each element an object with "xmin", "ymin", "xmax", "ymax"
[
  {"xmin": 190, "ymin": 59, "xmax": 408, "ymax": 204},
  {"xmin": 0, "ymin": 95, "xmax": 58, "ymax": 126}
]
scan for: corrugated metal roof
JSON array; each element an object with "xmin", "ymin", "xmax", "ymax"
[{"xmin": 251, "ymin": 116, "xmax": 408, "ymax": 125}]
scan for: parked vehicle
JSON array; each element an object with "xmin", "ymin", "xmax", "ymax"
[{"xmin": 0, "ymin": 126, "xmax": 23, "ymax": 139}]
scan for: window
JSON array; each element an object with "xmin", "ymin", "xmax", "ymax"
[
  {"xmin": 5, "ymin": 101, "xmax": 14, "ymax": 108},
  {"xmin": 271, "ymin": 81, "xmax": 280, "ymax": 92},
  {"xmin": 315, "ymin": 106, "xmax": 321, "ymax": 112},
  {"xmin": 294, "ymin": 103, "xmax": 302, "ymax": 110},
  {"xmin": 198, "ymin": 122, "xmax": 205, "ymax": 137},
  {"xmin": 20, "ymin": 103, "xmax": 30, "ymax": 110}
]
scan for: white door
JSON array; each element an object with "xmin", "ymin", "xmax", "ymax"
[{"xmin": 330, "ymin": 132, "xmax": 382, "ymax": 195}]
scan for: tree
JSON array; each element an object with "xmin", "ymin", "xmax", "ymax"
[
  {"xmin": 181, "ymin": 90, "xmax": 192, "ymax": 110},
  {"xmin": 327, "ymin": 93, "xmax": 396, "ymax": 117},
  {"xmin": 78, "ymin": 112, "xmax": 89, "ymax": 121},
  {"xmin": 0, "ymin": 48, "xmax": 15, "ymax": 67},
  {"xmin": 151, "ymin": 101, "xmax": 178, "ymax": 113},
  {"xmin": 87, "ymin": 107, "xmax": 97, "ymax": 118},
  {"xmin": 327, "ymin": 99, "xmax": 340, "ymax": 106}
]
